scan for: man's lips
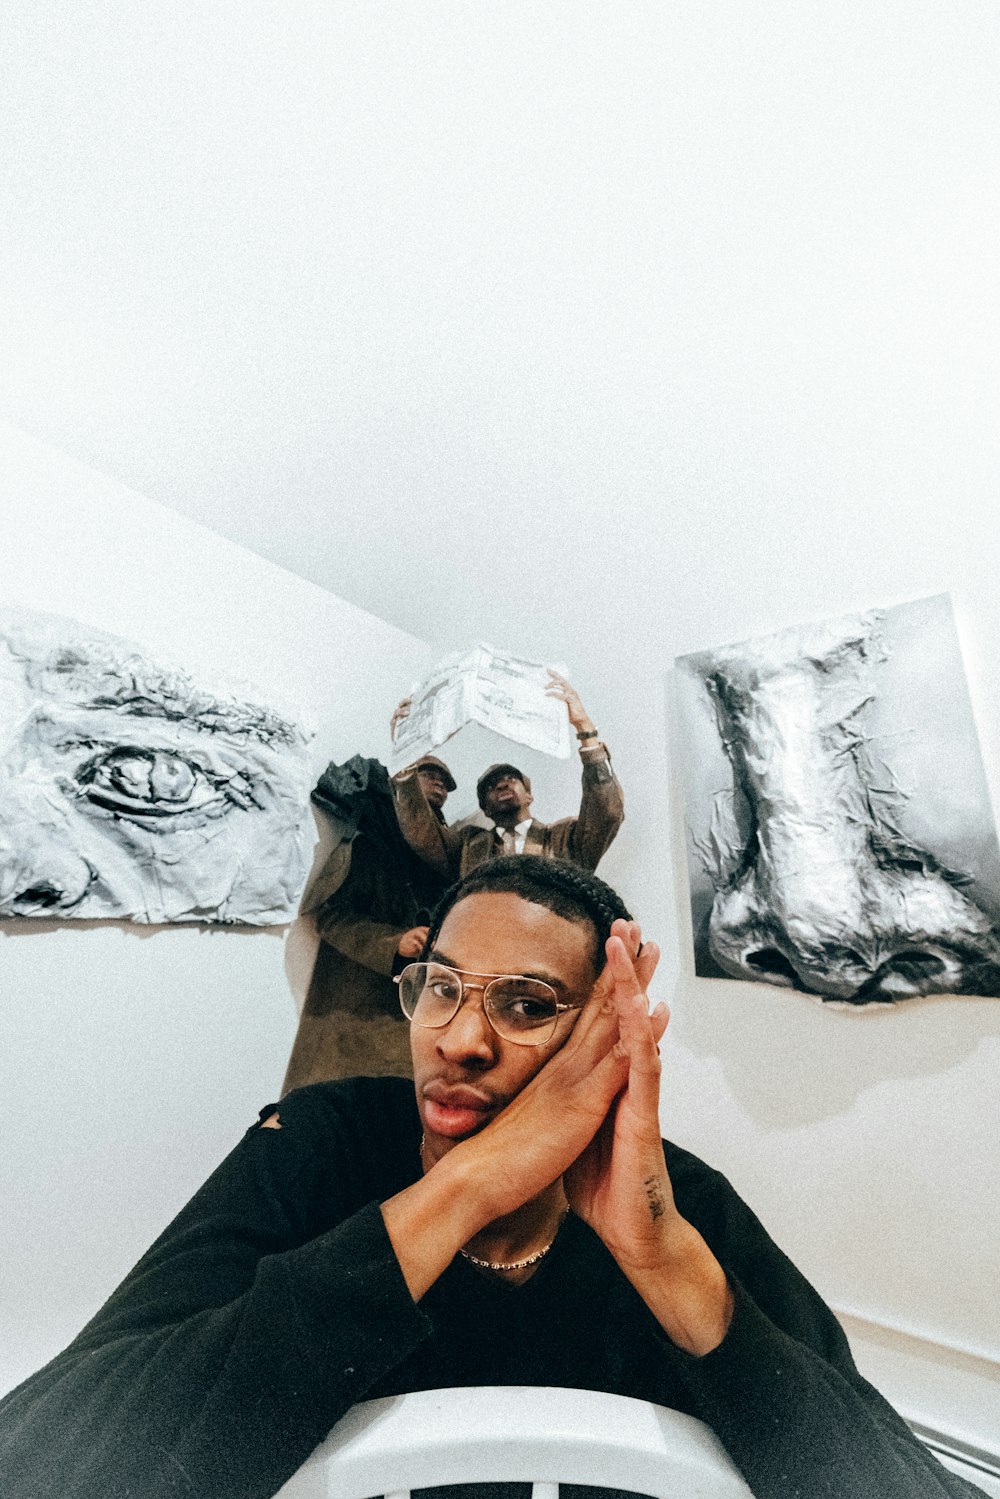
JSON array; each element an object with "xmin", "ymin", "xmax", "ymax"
[{"xmin": 422, "ymin": 1081, "xmax": 499, "ymax": 1138}]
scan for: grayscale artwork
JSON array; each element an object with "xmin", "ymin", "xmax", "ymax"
[
  {"xmin": 0, "ymin": 609, "xmax": 313, "ymax": 924},
  {"xmin": 675, "ymin": 596, "xmax": 1000, "ymax": 1004}
]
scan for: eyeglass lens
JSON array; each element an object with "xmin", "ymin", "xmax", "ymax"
[{"xmin": 398, "ymin": 962, "xmax": 562, "ymax": 1043}]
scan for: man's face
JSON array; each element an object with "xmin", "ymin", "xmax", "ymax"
[
  {"xmin": 480, "ymin": 771, "xmax": 532, "ymax": 824},
  {"xmin": 410, "ymin": 891, "xmax": 598, "ymax": 1159},
  {"xmin": 0, "ymin": 612, "xmax": 311, "ymax": 924},
  {"xmin": 417, "ymin": 766, "xmax": 450, "ymax": 812}
]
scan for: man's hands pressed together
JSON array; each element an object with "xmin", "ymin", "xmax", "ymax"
[
  {"xmin": 382, "ymin": 908, "xmax": 734, "ymax": 1356},
  {"xmin": 566, "ymin": 926, "xmax": 735, "ymax": 1355},
  {"xmin": 562, "ymin": 925, "xmax": 668, "ymax": 1253}
]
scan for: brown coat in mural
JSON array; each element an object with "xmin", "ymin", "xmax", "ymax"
[{"xmin": 282, "ymin": 756, "xmax": 450, "ymax": 1093}]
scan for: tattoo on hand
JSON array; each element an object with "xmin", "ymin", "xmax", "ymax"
[{"xmin": 643, "ymin": 1175, "xmax": 665, "ymax": 1222}]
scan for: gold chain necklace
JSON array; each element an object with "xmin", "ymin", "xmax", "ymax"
[
  {"xmin": 419, "ymin": 1134, "xmax": 570, "ymax": 1274},
  {"xmin": 459, "ymin": 1207, "xmax": 571, "ymax": 1273}
]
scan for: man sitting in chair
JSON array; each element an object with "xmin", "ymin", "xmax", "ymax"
[{"xmin": 0, "ymin": 858, "xmax": 985, "ymax": 1499}]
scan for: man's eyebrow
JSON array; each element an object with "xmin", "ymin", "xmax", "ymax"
[{"xmin": 427, "ymin": 948, "xmax": 570, "ymax": 993}]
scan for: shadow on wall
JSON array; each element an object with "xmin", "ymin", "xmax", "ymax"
[
  {"xmin": 0, "ymin": 917, "xmax": 286, "ymax": 943},
  {"xmin": 675, "ymin": 972, "xmax": 999, "ymax": 1130}
]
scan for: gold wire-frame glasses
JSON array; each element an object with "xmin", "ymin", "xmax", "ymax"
[{"xmin": 395, "ymin": 960, "xmax": 582, "ymax": 1046}]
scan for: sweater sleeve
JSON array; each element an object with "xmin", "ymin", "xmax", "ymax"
[
  {"xmin": 0, "ymin": 1084, "xmax": 432, "ymax": 1499},
  {"xmin": 651, "ymin": 1148, "xmax": 988, "ymax": 1499}
]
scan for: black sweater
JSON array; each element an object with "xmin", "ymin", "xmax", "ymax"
[{"xmin": 0, "ymin": 1077, "xmax": 985, "ymax": 1499}]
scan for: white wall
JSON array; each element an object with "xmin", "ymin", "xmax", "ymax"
[{"xmin": 0, "ymin": 423, "xmax": 432, "ymax": 1394}]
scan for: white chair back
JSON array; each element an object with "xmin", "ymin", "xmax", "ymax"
[{"xmin": 275, "ymin": 1386, "xmax": 753, "ymax": 1499}]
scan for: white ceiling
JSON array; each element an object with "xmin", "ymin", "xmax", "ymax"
[{"xmin": 2, "ymin": 2, "xmax": 998, "ymax": 657}]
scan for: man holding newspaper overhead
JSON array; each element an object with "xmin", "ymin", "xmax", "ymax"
[{"xmin": 392, "ymin": 663, "xmax": 623, "ymax": 879}]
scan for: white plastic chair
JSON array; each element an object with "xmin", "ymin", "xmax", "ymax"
[{"xmin": 275, "ymin": 1385, "xmax": 753, "ymax": 1498}]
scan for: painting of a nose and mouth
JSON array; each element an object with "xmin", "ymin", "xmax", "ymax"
[
  {"xmin": 676, "ymin": 595, "xmax": 1000, "ymax": 1005},
  {"xmin": 0, "ymin": 609, "xmax": 312, "ymax": 925}
]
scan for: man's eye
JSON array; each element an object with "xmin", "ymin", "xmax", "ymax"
[
  {"xmin": 427, "ymin": 978, "xmax": 461, "ymax": 1002},
  {"xmin": 492, "ymin": 990, "xmax": 558, "ymax": 1023},
  {"xmin": 512, "ymin": 998, "xmax": 558, "ymax": 1020}
]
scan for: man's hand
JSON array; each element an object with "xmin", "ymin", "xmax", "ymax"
[
  {"xmin": 563, "ymin": 928, "xmax": 669, "ymax": 1261},
  {"xmin": 565, "ymin": 927, "xmax": 734, "ymax": 1356},
  {"xmin": 545, "ymin": 670, "xmax": 597, "ymax": 738},
  {"xmin": 390, "ymin": 696, "xmax": 412, "ymax": 740},
  {"xmin": 397, "ymin": 926, "xmax": 429, "ymax": 959}
]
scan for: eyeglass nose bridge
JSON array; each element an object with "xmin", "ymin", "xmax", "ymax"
[
  {"xmin": 442, "ymin": 977, "xmax": 496, "ymax": 1040},
  {"xmin": 455, "ymin": 976, "xmax": 490, "ymax": 999}
]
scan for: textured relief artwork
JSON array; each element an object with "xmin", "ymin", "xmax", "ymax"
[
  {"xmin": 675, "ymin": 596, "xmax": 1000, "ymax": 1004},
  {"xmin": 0, "ymin": 610, "xmax": 313, "ymax": 924}
]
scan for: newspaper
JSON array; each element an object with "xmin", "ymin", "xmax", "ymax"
[{"xmin": 390, "ymin": 644, "xmax": 572, "ymax": 766}]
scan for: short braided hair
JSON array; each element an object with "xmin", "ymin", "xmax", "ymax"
[{"xmin": 422, "ymin": 854, "xmax": 632, "ymax": 970}]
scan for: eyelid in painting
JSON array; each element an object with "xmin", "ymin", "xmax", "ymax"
[{"xmin": 72, "ymin": 746, "xmax": 248, "ymax": 820}]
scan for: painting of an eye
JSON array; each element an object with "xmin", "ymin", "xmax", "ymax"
[
  {"xmin": 77, "ymin": 748, "xmax": 228, "ymax": 818},
  {"xmin": 1, "ymin": 607, "xmax": 312, "ymax": 924}
]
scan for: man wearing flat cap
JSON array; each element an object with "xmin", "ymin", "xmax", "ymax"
[
  {"xmin": 391, "ymin": 671, "xmax": 624, "ymax": 880},
  {"xmin": 282, "ymin": 753, "xmax": 456, "ymax": 1090}
]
